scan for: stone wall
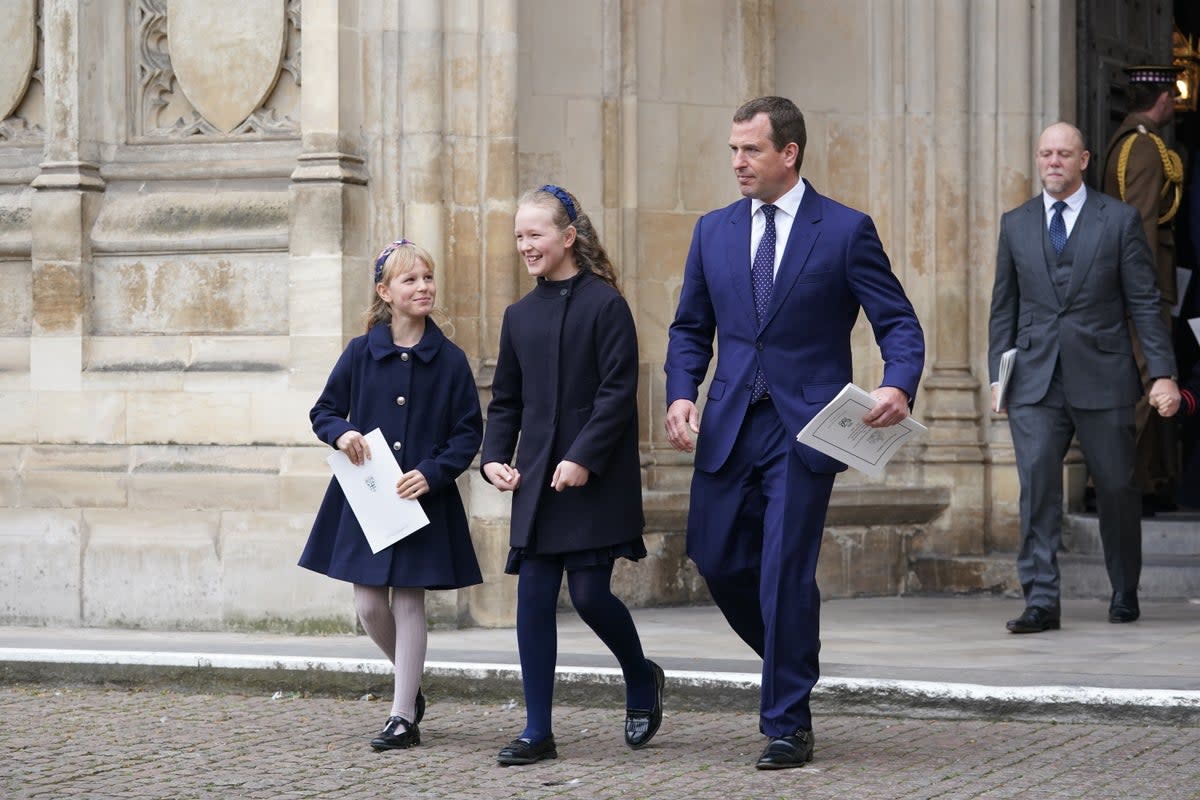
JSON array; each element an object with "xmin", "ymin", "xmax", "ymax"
[{"xmin": 1, "ymin": 0, "xmax": 1070, "ymax": 631}]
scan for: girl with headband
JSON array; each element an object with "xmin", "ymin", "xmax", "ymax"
[
  {"xmin": 482, "ymin": 185, "xmax": 664, "ymax": 765},
  {"xmin": 300, "ymin": 238, "xmax": 483, "ymax": 751}
]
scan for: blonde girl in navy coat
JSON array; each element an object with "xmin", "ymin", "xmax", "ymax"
[
  {"xmin": 300, "ymin": 239, "xmax": 483, "ymax": 751},
  {"xmin": 482, "ymin": 186, "xmax": 664, "ymax": 766}
]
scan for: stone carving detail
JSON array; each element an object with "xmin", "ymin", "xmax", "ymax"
[
  {"xmin": 0, "ymin": 0, "xmax": 43, "ymax": 146},
  {"xmin": 134, "ymin": 0, "xmax": 300, "ymax": 140}
]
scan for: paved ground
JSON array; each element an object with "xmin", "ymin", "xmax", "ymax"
[
  {"xmin": 3, "ymin": 684, "xmax": 1200, "ymax": 800},
  {"xmin": 4, "ymin": 596, "xmax": 1200, "ymax": 798}
]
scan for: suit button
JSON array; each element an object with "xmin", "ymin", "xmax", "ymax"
[
  {"xmin": 560, "ymin": 288, "xmax": 569, "ymax": 296},
  {"xmin": 392, "ymin": 441, "xmax": 402, "ymax": 451},
  {"xmin": 400, "ymin": 352, "xmax": 410, "ymax": 362},
  {"xmin": 396, "ymin": 396, "xmax": 407, "ymax": 406},
  {"xmin": 756, "ymin": 342, "xmax": 764, "ymax": 351}
]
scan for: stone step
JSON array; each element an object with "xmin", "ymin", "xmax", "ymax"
[
  {"xmin": 1063, "ymin": 512, "xmax": 1200, "ymax": 557},
  {"xmin": 1058, "ymin": 553, "xmax": 1200, "ymax": 600},
  {"xmin": 909, "ymin": 552, "xmax": 1200, "ymax": 600}
]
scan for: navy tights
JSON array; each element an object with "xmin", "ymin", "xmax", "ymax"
[{"xmin": 516, "ymin": 557, "xmax": 655, "ymax": 743}]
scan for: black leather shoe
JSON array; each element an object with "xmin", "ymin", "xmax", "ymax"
[
  {"xmin": 415, "ymin": 687, "xmax": 425, "ymax": 723},
  {"xmin": 755, "ymin": 729, "xmax": 814, "ymax": 770},
  {"xmin": 1005, "ymin": 606, "xmax": 1060, "ymax": 633},
  {"xmin": 1109, "ymin": 591, "xmax": 1140, "ymax": 623},
  {"xmin": 371, "ymin": 716, "xmax": 420, "ymax": 750},
  {"xmin": 497, "ymin": 735, "xmax": 558, "ymax": 766},
  {"xmin": 625, "ymin": 659, "xmax": 665, "ymax": 749}
]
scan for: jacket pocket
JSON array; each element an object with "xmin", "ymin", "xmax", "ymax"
[
  {"xmin": 708, "ymin": 379, "xmax": 727, "ymax": 401},
  {"xmin": 1096, "ymin": 333, "xmax": 1131, "ymax": 354}
]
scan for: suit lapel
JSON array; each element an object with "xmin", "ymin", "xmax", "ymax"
[
  {"xmin": 761, "ymin": 180, "xmax": 820, "ymax": 330},
  {"xmin": 1018, "ymin": 197, "xmax": 1059, "ymax": 303},
  {"xmin": 1063, "ymin": 193, "xmax": 1103, "ymax": 305},
  {"xmin": 725, "ymin": 198, "xmax": 756, "ymax": 328}
]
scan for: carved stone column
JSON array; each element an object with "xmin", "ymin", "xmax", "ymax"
[
  {"xmin": 289, "ymin": 0, "xmax": 368, "ymax": 393},
  {"xmin": 29, "ymin": 0, "xmax": 104, "ymax": 392},
  {"xmin": 900, "ymin": 0, "xmax": 990, "ymax": 557}
]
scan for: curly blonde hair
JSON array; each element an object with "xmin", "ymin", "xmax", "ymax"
[{"xmin": 517, "ymin": 186, "xmax": 619, "ymax": 290}]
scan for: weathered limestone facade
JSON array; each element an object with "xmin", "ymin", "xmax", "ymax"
[{"xmin": 0, "ymin": 1, "xmax": 1073, "ymax": 630}]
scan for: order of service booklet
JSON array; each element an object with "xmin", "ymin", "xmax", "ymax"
[
  {"xmin": 326, "ymin": 427, "xmax": 430, "ymax": 554},
  {"xmin": 994, "ymin": 348, "xmax": 1017, "ymax": 412},
  {"xmin": 795, "ymin": 383, "xmax": 928, "ymax": 478}
]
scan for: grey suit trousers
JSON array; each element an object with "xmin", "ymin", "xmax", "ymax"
[{"xmin": 1006, "ymin": 371, "xmax": 1141, "ymax": 610}]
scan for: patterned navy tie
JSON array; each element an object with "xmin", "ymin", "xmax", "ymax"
[
  {"xmin": 750, "ymin": 204, "xmax": 777, "ymax": 403},
  {"xmin": 1049, "ymin": 200, "xmax": 1067, "ymax": 254}
]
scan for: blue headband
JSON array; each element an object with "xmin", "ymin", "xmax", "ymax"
[
  {"xmin": 541, "ymin": 184, "xmax": 578, "ymax": 222},
  {"xmin": 374, "ymin": 239, "xmax": 413, "ymax": 283}
]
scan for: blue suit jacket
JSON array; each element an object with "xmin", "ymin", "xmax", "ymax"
[{"xmin": 665, "ymin": 181, "xmax": 926, "ymax": 474}]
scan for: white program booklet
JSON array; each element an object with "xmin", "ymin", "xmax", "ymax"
[
  {"xmin": 326, "ymin": 427, "xmax": 430, "ymax": 554},
  {"xmin": 795, "ymin": 383, "xmax": 928, "ymax": 478},
  {"xmin": 994, "ymin": 347, "xmax": 1017, "ymax": 412}
]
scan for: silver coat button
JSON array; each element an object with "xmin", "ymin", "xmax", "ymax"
[
  {"xmin": 400, "ymin": 352, "xmax": 410, "ymax": 361},
  {"xmin": 396, "ymin": 396, "xmax": 407, "ymax": 406},
  {"xmin": 392, "ymin": 441, "xmax": 402, "ymax": 451}
]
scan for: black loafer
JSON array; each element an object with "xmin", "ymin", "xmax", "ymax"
[
  {"xmin": 624, "ymin": 659, "xmax": 665, "ymax": 749},
  {"xmin": 1109, "ymin": 591, "xmax": 1140, "ymax": 623},
  {"xmin": 371, "ymin": 716, "xmax": 420, "ymax": 750},
  {"xmin": 497, "ymin": 735, "xmax": 558, "ymax": 766},
  {"xmin": 755, "ymin": 729, "xmax": 814, "ymax": 770},
  {"xmin": 1005, "ymin": 606, "xmax": 1060, "ymax": 634}
]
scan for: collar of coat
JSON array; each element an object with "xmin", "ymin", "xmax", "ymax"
[{"xmin": 366, "ymin": 318, "xmax": 446, "ymax": 364}]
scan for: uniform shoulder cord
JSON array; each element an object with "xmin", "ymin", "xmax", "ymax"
[{"xmin": 1115, "ymin": 127, "xmax": 1183, "ymax": 224}]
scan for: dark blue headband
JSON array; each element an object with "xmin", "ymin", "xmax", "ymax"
[
  {"xmin": 374, "ymin": 238, "xmax": 413, "ymax": 283},
  {"xmin": 541, "ymin": 184, "xmax": 577, "ymax": 222}
]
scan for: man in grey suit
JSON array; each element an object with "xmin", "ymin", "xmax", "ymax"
[{"xmin": 988, "ymin": 122, "xmax": 1181, "ymax": 633}]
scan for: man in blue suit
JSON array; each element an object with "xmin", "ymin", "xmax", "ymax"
[{"xmin": 664, "ymin": 96, "xmax": 925, "ymax": 769}]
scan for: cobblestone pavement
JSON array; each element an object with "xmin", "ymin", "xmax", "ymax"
[{"xmin": 3, "ymin": 685, "xmax": 1199, "ymax": 800}]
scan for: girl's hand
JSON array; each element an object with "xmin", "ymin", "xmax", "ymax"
[
  {"xmin": 396, "ymin": 469, "xmax": 429, "ymax": 499},
  {"xmin": 483, "ymin": 461, "xmax": 522, "ymax": 492},
  {"xmin": 550, "ymin": 460, "xmax": 589, "ymax": 491},
  {"xmin": 336, "ymin": 430, "xmax": 369, "ymax": 466}
]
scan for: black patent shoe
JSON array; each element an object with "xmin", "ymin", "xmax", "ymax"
[
  {"xmin": 624, "ymin": 659, "xmax": 665, "ymax": 749},
  {"xmin": 755, "ymin": 729, "xmax": 814, "ymax": 770},
  {"xmin": 370, "ymin": 716, "xmax": 420, "ymax": 750},
  {"xmin": 497, "ymin": 735, "xmax": 558, "ymax": 766}
]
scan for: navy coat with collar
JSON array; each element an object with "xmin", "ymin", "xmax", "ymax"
[
  {"xmin": 299, "ymin": 319, "xmax": 483, "ymax": 589},
  {"xmin": 482, "ymin": 270, "xmax": 645, "ymax": 553}
]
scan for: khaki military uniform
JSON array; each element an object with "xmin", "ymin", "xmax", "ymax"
[{"xmin": 1102, "ymin": 111, "xmax": 1183, "ymax": 498}]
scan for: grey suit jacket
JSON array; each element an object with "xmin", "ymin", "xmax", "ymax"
[{"xmin": 987, "ymin": 189, "xmax": 1175, "ymax": 410}]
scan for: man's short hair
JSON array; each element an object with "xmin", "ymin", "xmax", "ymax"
[
  {"xmin": 733, "ymin": 96, "xmax": 807, "ymax": 172},
  {"xmin": 1127, "ymin": 82, "xmax": 1172, "ymax": 113}
]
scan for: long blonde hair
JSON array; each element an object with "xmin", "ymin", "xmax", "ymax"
[
  {"xmin": 364, "ymin": 239, "xmax": 437, "ymax": 332},
  {"xmin": 518, "ymin": 186, "xmax": 619, "ymax": 290}
]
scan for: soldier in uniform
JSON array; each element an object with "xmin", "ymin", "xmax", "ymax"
[{"xmin": 1103, "ymin": 64, "xmax": 1185, "ymax": 514}]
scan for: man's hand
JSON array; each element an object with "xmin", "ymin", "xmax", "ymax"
[
  {"xmin": 483, "ymin": 461, "xmax": 522, "ymax": 492},
  {"xmin": 550, "ymin": 460, "xmax": 589, "ymax": 491},
  {"xmin": 1148, "ymin": 378, "xmax": 1182, "ymax": 417},
  {"xmin": 665, "ymin": 399, "xmax": 700, "ymax": 453},
  {"xmin": 862, "ymin": 386, "xmax": 910, "ymax": 428}
]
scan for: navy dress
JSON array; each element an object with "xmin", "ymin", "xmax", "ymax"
[
  {"xmin": 299, "ymin": 320, "xmax": 483, "ymax": 589},
  {"xmin": 481, "ymin": 270, "xmax": 646, "ymax": 574}
]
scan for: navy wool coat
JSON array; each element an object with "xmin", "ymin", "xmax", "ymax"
[
  {"xmin": 482, "ymin": 270, "xmax": 645, "ymax": 553},
  {"xmin": 299, "ymin": 320, "xmax": 483, "ymax": 589}
]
